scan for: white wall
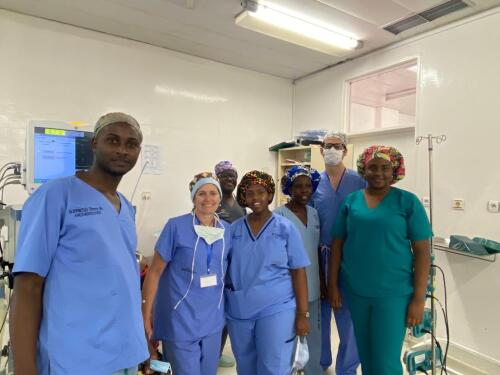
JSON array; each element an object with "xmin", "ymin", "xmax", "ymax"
[
  {"xmin": 294, "ymin": 8, "xmax": 500, "ymax": 361},
  {"xmin": 0, "ymin": 10, "xmax": 292, "ymax": 256}
]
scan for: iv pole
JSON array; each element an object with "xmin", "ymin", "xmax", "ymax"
[{"xmin": 416, "ymin": 133, "xmax": 446, "ymax": 375}]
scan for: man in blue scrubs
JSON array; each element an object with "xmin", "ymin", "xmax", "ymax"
[
  {"xmin": 10, "ymin": 112, "xmax": 149, "ymax": 375},
  {"xmin": 311, "ymin": 131, "xmax": 365, "ymax": 374}
]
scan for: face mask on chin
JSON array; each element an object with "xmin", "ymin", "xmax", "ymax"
[
  {"xmin": 194, "ymin": 224, "xmax": 225, "ymax": 245},
  {"xmin": 323, "ymin": 148, "xmax": 344, "ymax": 166}
]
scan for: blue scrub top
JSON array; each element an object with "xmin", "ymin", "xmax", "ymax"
[
  {"xmin": 225, "ymin": 214, "xmax": 310, "ymax": 320},
  {"xmin": 332, "ymin": 188, "xmax": 432, "ymax": 298},
  {"xmin": 273, "ymin": 205, "xmax": 321, "ymax": 302},
  {"xmin": 13, "ymin": 176, "xmax": 148, "ymax": 375},
  {"xmin": 153, "ymin": 213, "xmax": 231, "ymax": 342},
  {"xmin": 311, "ymin": 169, "xmax": 366, "ymax": 246}
]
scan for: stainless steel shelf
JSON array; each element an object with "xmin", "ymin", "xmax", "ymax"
[{"xmin": 433, "ymin": 239, "xmax": 496, "ymax": 263}]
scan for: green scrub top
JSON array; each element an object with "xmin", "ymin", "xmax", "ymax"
[{"xmin": 332, "ymin": 187, "xmax": 432, "ymax": 298}]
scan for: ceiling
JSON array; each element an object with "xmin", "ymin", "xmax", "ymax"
[{"xmin": 1, "ymin": 0, "xmax": 499, "ymax": 79}]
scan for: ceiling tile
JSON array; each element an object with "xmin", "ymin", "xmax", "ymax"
[
  {"xmin": 392, "ymin": 0, "xmax": 446, "ymax": 13},
  {"xmin": 315, "ymin": 0, "xmax": 412, "ymax": 26}
]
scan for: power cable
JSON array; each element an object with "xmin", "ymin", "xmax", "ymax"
[
  {"xmin": 130, "ymin": 160, "xmax": 149, "ymax": 204},
  {"xmin": 426, "ymin": 294, "xmax": 449, "ymax": 374},
  {"xmin": 432, "ymin": 265, "xmax": 449, "ymax": 374},
  {"xmin": 0, "ymin": 178, "xmax": 21, "ymax": 203}
]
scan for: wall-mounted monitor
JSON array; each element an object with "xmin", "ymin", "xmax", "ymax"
[{"xmin": 24, "ymin": 121, "xmax": 94, "ymax": 194}]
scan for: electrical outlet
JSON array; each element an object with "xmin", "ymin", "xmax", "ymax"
[
  {"xmin": 422, "ymin": 197, "xmax": 430, "ymax": 207},
  {"xmin": 452, "ymin": 199, "xmax": 465, "ymax": 210},
  {"xmin": 141, "ymin": 191, "xmax": 152, "ymax": 200},
  {"xmin": 487, "ymin": 200, "xmax": 500, "ymax": 213}
]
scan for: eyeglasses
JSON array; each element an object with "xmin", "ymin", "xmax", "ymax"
[{"xmin": 323, "ymin": 143, "xmax": 345, "ymax": 151}]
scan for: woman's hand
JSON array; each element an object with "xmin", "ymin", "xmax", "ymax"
[
  {"xmin": 329, "ymin": 286, "xmax": 342, "ymax": 311},
  {"xmin": 406, "ymin": 297, "xmax": 425, "ymax": 327},
  {"xmin": 295, "ymin": 314, "xmax": 310, "ymax": 337}
]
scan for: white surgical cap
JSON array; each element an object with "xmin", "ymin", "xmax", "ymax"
[
  {"xmin": 94, "ymin": 112, "xmax": 143, "ymax": 142},
  {"xmin": 323, "ymin": 131, "xmax": 347, "ymax": 145}
]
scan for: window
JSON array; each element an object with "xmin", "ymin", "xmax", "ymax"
[{"xmin": 347, "ymin": 59, "xmax": 418, "ymax": 134}]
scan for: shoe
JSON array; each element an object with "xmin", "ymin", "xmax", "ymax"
[{"xmin": 218, "ymin": 354, "xmax": 236, "ymax": 367}]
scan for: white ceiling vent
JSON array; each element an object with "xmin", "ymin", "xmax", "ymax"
[{"xmin": 383, "ymin": 0, "xmax": 471, "ymax": 35}]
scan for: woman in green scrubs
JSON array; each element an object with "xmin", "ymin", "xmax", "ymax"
[{"xmin": 328, "ymin": 145, "xmax": 432, "ymax": 375}]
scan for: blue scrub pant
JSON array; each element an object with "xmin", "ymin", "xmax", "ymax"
[
  {"xmin": 345, "ymin": 292, "xmax": 411, "ymax": 375},
  {"xmin": 303, "ymin": 299, "xmax": 322, "ymax": 375},
  {"xmin": 320, "ymin": 248, "xmax": 360, "ymax": 374},
  {"xmin": 162, "ymin": 331, "xmax": 221, "ymax": 375},
  {"xmin": 227, "ymin": 308, "xmax": 295, "ymax": 375}
]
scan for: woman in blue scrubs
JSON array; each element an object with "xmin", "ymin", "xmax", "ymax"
[
  {"xmin": 274, "ymin": 166, "xmax": 322, "ymax": 375},
  {"xmin": 226, "ymin": 170, "xmax": 311, "ymax": 375},
  {"xmin": 329, "ymin": 146, "xmax": 432, "ymax": 375},
  {"xmin": 141, "ymin": 172, "xmax": 231, "ymax": 375}
]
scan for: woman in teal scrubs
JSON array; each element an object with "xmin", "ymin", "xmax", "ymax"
[{"xmin": 328, "ymin": 146, "xmax": 432, "ymax": 375}]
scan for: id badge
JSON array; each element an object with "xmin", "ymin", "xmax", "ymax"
[{"xmin": 200, "ymin": 274, "xmax": 217, "ymax": 288}]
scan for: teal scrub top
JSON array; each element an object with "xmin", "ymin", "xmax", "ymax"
[
  {"xmin": 273, "ymin": 205, "xmax": 320, "ymax": 302},
  {"xmin": 332, "ymin": 187, "xmax": 432, "ymax": 298}
]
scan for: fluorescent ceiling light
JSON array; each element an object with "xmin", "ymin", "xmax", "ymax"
[
  {"xmin": 235, "ymin": 1, "xmax": 361, "ymax": 56},
  {"xmin": 385, "ymin": 88, "xmax": 416, "ymax": 101}
]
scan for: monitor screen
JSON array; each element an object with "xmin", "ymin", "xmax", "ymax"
[{"xmin": 25, "ymin": 122, "xmax": 94, "ymax": 193}]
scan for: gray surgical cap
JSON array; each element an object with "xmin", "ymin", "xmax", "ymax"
[
  {"xmin": 323, "ymin": 131, "xmax": 347, "ymax": 145},
  {"xmin": 94, "ymin": 112, "xmax": 143, "ymax": 142}
]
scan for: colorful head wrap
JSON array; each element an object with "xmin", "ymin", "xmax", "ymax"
[
  {"xmin": 323, "ymin": 131, "xmax": 347, "ymax": 145},
  {"xmin": 189, "ymin": 172, "xmax": 222, "ymax": 201},
  {"xmin": 281, "ymin": 166, "xmax": 321, "ymax": 196},
  {"xmin": 94, "ymin": 112, "xmax": 143, "ymax": 142},
  {"xmin": 236, "ymin": 170, "xmax": 275, "ymax": 208},
  {"xmin": 357, "ymin": 145, "xmax": 405, "ymax": 184},
  {"xmin": 214, "ymin": 160, "xmax": 237, "ymax": 176}
]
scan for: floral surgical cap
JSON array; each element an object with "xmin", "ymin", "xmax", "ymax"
[
  {"xmin": 236, "ymin": 170, "xmax": 275, "ymax": 208},
  {"xmin": 214, "ymin": 160, "xmax": 237, "ymax": 176},
  {"xmin": 357, "ymin": 145, "xmax": 405, "ymax": 184}
]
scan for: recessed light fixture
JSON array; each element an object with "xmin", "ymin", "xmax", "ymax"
[{"xmin": 235, "ymin": 0, "xmax": 362, "ymax": 56}]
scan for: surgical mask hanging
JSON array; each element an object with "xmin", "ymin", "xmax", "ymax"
[
  {"xmin": 323, "ymin": 148, "xmax": 344, "ymax": 166},
  {"xmin": 194, "ymin": 224, "xmax": 225, "ymax": 245},
  {"xmin": 174, "ymin": 215, "xmax": 225, "ymax": 310}
]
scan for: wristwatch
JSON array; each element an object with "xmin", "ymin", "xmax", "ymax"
[{"xmin": 296, "ymin": 311, "xmax": 310, "ymax": 318}]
